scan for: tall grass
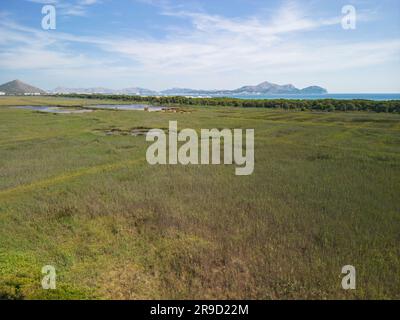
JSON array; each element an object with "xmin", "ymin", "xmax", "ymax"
[{"xmin": 0, "ymin": 97, "xmax": 399, "ymax": 299}]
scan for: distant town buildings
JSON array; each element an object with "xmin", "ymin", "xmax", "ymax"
[
  {"xmin": 0, "ymin": 92, "xmax": 5, "ymax": 95},
  {"xmin": 24, "ymin": 92, "xmax": 41, "ymax": 96}
]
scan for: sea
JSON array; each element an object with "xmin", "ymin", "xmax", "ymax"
[{"xmin": 183, "ymin": 94, "xmax": 400, "ymax": 101}]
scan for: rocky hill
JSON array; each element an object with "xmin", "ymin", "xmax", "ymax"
[{"xmin": 0, "ymin": 80, "xmax": 47, "ymax": 95}]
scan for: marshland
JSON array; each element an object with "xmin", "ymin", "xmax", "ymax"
[{"xmin": 0, "ymin": 96, "xmax": 399, "ymax": 299}]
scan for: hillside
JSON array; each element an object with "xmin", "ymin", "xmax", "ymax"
[{"xmin": 0, "ymin": 80, "xmax": 46, "ymax": 95}]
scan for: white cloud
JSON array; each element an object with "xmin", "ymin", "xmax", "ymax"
[
  {"xmin": 89, "ymin": 3, "xmax": 399, "ymax": 81},
  {"xmin": 1, "ymin": 1, "xmax": 400, "ymax": 92},
  {"xmin": 25, "ymin": 0, "xmax": 99, "ymax": 16},
  {"xmin": 26, "ymin": 0, "xmax": 59, "ymax": 3},
  {"xmin": 78, "ymin": 0, "xmax": 98, "ymax": 4}
]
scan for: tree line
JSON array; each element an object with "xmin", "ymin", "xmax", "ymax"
[{"xmin": 60, "ymin": 94, "xmax": 400, "ymax": 113}]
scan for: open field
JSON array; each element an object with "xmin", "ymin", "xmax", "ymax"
[
  {"xmin": 0, "ymin": 96, "xmax": 399, "ymax": 299},
  {"xmin": 0, "ymin": 96, "xmax": 136, "ymax": 107}
]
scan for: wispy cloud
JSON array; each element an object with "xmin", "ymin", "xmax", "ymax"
[
  {"xmin": 90, "ymin": 2, "xmax": 399, "ymax": 78},
  {"xmin": 26, "ymin": 0, "xmax": 58, "ymax": 3},
  {"xmin": 26, "ymin": 0, "xmax": 100, "ymax": 16},
  {"xmin": 1, "ymin": 1, "xmax": 399, "ymax": 91},
  {"xmin": 78, "ymin": 0, "xmax": 99, "ymax": 4}
]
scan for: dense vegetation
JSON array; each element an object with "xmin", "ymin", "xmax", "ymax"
[
  {"xmin": 0, "ymin": 96, "xmax": 399, "ymax": 299},
  {"xmin": 60, "ymin": 94, "xmax": 400, "ymax": 113}
]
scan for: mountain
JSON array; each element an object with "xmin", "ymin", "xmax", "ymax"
[
  {"xmin": 0, "ymin": 80, "xmax": 47, "ymax": 95},
  {"xmin": 50, "ymin": 81, "xmax": 327, "ymax": 96},
  {"xmin": 162, "ymin": 81, "xmax": 328, "ymax": 96},
  {"xmin": 160, "ymin": 88, "xmax": 220, "ymax": 95},
  {"xmin": 52, "ymin": 87, "xmax": 115, "ymax": 94},
  {"xmin": 119, "ymin": 87, "xmax": 158, "ymax": 95},
  {"xmin": 299, "ymin": 86, "xmax": 328, "ymax": 94},
  {"xmin": 0, "ymin": 80, "xmax": 327, "ymax": 96},
  {"xmin": 232, "ymin": 81, "xmax": 300, "ymax": 94},
  {"xmin": 51, "ymin": 86, "xmax": 157, "ymax": 96},
  {"xmin": 51, "ymin": 87, "xmax": 112, "ymax": 94}
]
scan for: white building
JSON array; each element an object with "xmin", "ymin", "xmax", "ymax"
[
  {"xmin": 0, "ymin": 92, "xmax": 5, "ymax": 96},
  {"xmin": 24, "ymin": 92, "xmax": 41, "ymax": 96}
]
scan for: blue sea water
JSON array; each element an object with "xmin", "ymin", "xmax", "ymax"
[{"xmin": 220, "ymin": 94, "xmax": 400, "ymax": 101}]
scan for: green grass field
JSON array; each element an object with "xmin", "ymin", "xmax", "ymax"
[{"xmin": 0, "ymin": 96, "xmax": 399, "ymax": 299}]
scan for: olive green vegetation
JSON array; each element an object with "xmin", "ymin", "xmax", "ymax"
[
  {"xmin": 63, "ymin": 93, "xmax": 400, "ymax": 113},
  {"xmin": 0, "ymin": 96, "xmax": 399, "ymax": 300}
]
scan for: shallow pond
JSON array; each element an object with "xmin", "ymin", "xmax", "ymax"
[
  {"xmin": 89, "ymin": 104, "xmax": 165, "ymax": 111},
  {"xmin": 13, "ymin": 106, "xmax": 93, "ymax": 114},
  {"xmin": 13, "ymin": 104, "xmax": 166, "ymax": 113}
]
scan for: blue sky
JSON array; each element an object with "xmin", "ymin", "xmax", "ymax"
[{"xmin": 0, "ymin": 0, "xmax": 399, "ymax": 92}]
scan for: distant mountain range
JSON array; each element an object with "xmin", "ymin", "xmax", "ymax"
[
  {"xmin": 231, "ymin": 81, "xmax": 327, "ymax": 95},
  {"xmin": 0, "ymin": 80, "xmax": 328, "ymax": 96},
  {"xmin": 51, "ymin": 81, "xmax": 327, "ymax": 96},
  {"xmin": 50, "ymin": 86, "xmax": 158, "ymax": 96},
  {"xmin": 159, "ymin": 81, "xmax": 327, "ymax": 96}
]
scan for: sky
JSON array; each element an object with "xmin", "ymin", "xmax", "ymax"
[{"xmin": 0, "ymin": 0, "xmax": 399, "ymax": 92}]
